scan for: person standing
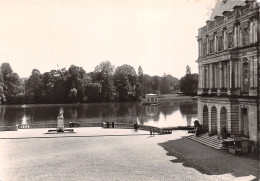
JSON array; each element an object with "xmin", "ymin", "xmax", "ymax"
[
  {"xmin": 150, "ymin": 128, "xmax": 153, "ymax": 136},
  {"xmin": 153, "ymin": 128, "xmax": 156, "ymax": 136}
]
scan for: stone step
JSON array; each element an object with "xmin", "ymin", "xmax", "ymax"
[
  {"xmin": 188, "ymin": 134, "xmax": 228, "ymax": 150},
  {"xmin": 189, "ymin": 135, "xmax": 220, "ymax": 143}
]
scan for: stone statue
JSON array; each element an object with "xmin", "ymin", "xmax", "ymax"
[{"xmin": 57, "ymin": 107, "xmax": 64, "ymax": 132}]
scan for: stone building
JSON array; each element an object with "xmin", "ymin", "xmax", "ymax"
[{"xmin": 196, "ymin": 0, "xmax": 259, "ymax": 144}]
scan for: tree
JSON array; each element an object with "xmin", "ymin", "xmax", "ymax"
[
  {"xmin": 67, "ymin": 65, "xmax": 87, "ymax": 103},
  {"xmin": 180, "ymin": 65, "xmax": 198, "ymax": 96},
  {"xmin": 85, "ymin": 83, "xmax": 102, "ymax": 102},
  {"xmin": 160, "ymin": 73, "xmax": 170, "ymax": 94},
  {"xmin": 25, "ymin": 69, "xmax": 42, "ymax": 103},
  {"xmin": 137, "ymin": 66, "xmax": 144, "ymax": 97},
  {"xmin": 0, "ymin": 63, "xmax": 13, "ymax": 95},
  {"xmin": 114, "ymin": 64, "xmax": 137, "ymax": 87},
  {"xmin": 0, "ymin": 63, "xmax": 24, "ymax": 103},
  {"xmin": 138, "ymin": 66, "xmax": 143, "ymax": 84},
  {"xmin": 114, "ymin": 64, "xmax": 137, "ymax": 101},
  {"xmin": 134, "ymin": 82, "xmax": 142, "ymax": 101},
  {"xmin": 94, "ymin": 60, "xmax": 114, "ymax": 76},
  {"xmin": 114, "ymin": 74, "xmax": 131, "ymax": 102},
  {"xmin": 179, "ymin": 69, "xmax": 198, "ymax": 96},
  {"xmin": 94, "ymin": 61, "xmax": 116, "ymax": 102},
  {"xmin": 186, "ymin": 65, "xmax": 191, "ymax": 75}
]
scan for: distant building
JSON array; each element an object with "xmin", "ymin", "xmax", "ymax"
[
  {"xmin": 143, "ymin": 94, "xmax": 159, "ymax": 105},
  {"xmin": 196, "ymin": 0, "xmax": 259, "ymax": 145}
]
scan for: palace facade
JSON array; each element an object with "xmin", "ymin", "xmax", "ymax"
[{"xmin": 196, "ymin": 0, "xmax": 259, "ymax": 143}]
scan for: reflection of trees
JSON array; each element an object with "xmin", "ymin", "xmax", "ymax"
[
  {"xmin": 0, "ymin": 106, "xmax": 6, "ymax": 126},
  {"xmin": 160, "ymin": 102, "xmax": 179, "ymax": 119},
  {"xmin": 1, "ymin": 106, "xmax": 24, "ymax": 126},
  {"xmin": 138, "ymin": 105, "xmax": 160, "ymax": 125},
  {"xmin": 179, "ymin": 101, "xmax": 198, "ymax": 125},
  {"xmin": 0, "ymin": 101, "xmax": 199, "ymax": 126},
  {"xmin": 179, "ymin": 101, "xmax": 197, "ymax": 115},
  {"xmin": 69, "ymin": 108, "xmax": 78, "ymax": 120}
]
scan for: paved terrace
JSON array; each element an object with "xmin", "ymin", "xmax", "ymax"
[{"xmin": 0, "ymin": 128, "xmax": 259, "ymax": 181}]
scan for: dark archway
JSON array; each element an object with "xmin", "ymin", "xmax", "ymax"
[
  {"xmin": 240, "ymin": 107, "xmax": 249, "ymax": 136},
  {"xmin": 202, "ymin": 105, "xmax": 209, "ymax": 131},
  {"xmin": 220, "ymin": 107, "xmax": 227, "ymax": 132},
  {"xmin": 211, "ymin": 106, "xmax": 217, "ymax": 135}
]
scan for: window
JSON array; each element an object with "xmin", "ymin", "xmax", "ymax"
[
  {"xmin": 209, "ymin": 39, "xmax": 214, "ymax": 53},
  {"xmin": 227, "ymin": 33, "xmax": 233, "ymax": 48},
  {"xmin": 203, "ymin": 42, "xmax": 207, "ymax": 56},
  {"xmin": 218, "ymin": 36, "xmax": 223, "ymax": 51},
  {"xmin": 243, "ymin": 27, "xmax": 249, "ymax": 45}
]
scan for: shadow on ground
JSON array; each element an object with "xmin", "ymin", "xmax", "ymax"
[{"xmin": 158, "ymin": 137, "xmax": 259, "ymax": 180}]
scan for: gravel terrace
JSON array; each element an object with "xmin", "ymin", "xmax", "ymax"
[{"xmin": 0, "ymin": 128, "xmax": 258, "ymax": 181}]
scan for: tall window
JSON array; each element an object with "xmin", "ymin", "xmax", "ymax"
[
  {"xmin": 218, "ymin": 36, "xmax": 223, "ymax": 51},
  {"xmin": 242, "ymin": 62, "xmax": 249, "ymax": 93},
  {"xmin": 243, "ymin": 27, "xmax": 249, "ymax": 45},
  {"xmin": 227, "ymin": 33, "xmax": 233, "ymax": 48},
  {"xmin": 209, "ymin": 39, "xmax": 214, "ymax": 53},
  {"xmin": 203, "ymin": 42, "xmax": 207, "ymax": 56}
]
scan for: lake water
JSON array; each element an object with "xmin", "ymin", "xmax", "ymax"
[{"xmin": 0, "ymin": 101, "xmax": 198, "ymax": 128}]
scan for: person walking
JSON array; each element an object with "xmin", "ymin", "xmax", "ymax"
[
  {"xmin": 133, "ymin": 122, "xmax": 139, "ymax": 132},
  {"xmin": 153, "ymin": 128, "xmax": 156, "ymax": 136}
]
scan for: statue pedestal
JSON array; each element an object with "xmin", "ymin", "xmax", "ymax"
[
  {"xmin": 45, "ymin": 107, "xmax": 75, "ymax": 134},
  {"xmin": 57, "ymin": 118, "xmax": 65, "ymax": 132}
]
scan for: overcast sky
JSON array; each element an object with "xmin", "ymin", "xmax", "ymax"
[{"xmin": 0, "ymin": 0, "xmax": 215, "ymax": 79}]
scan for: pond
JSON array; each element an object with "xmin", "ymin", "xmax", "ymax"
[{"xmin": 0, "ymin": 101, "xmax": 198, "ymax": 128}]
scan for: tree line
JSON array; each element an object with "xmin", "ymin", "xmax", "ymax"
[{"xmin": 0, "ymin": 61, "xmax": 189, "ymax": 104}]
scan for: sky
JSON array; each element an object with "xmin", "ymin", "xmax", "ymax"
[{"xmin": 0, "ymin": 0, "xmax": 216, "ymax": 79}]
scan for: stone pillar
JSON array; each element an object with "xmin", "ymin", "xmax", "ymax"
[
  {"xmin": 218, "ymin": 62, "xmax": 223, "ymax": 96},
  {"xmin": 209, "ymin": 64, "xmax": 213, "ymax": 94},
  {"xmin": 233, "ymin": 60, "xmax": 237, "ymax": 89},
  {"xmin": 223, "ymin": 29, "xmax": 227, "ymax": 50},
  {"xmin": 238, "ymin": 59, "xmax": 241, "ymax": 89},
  {"xmin": 206, "ymin": 64, "xmax": 209, "ymax": 89},
  {"xmin": 254, "ymin": 57, "xmax": 258, "ymax": 89},
  {"xmin": 223, "ymin": 62, "xmax": 227, "ymax": 89},
  {"xmin": 239, "ymin": 28, "xmax": 243, "ymax": 46},
  {"xmin": 201, "ymin": 65, "xmax": 205, "ymax": 89},
  {"xmin": 198, "ymin": 40, "xmax": 202, "ymax": 58},
  {"xmin": 234, "ymin": 26, "xmax": 237, "ymax": 47},
  {"xmin": 227, "ymin": 62, "xmax": 230, "ymax": 90},
  {"xmin": 198, "ymin": 65, "xmax": 201, "ymax": 89},
  {"xmin": 214, "ymin": 34, "xmax": 217, "ymax": 52},
  {"xmin": 214, "ymin": 64, "xmax": 218, "ymax": 89},
  {"xmin": 254, "ymin": 19, "xmax": 257, "ymax": 43},
  {"xmin": 250, "ymin": 21, "xmax": 254, "ymax": 44},
  {"xmin": 227, "ymin": 60, "xmax": 233, "ymax": 95},
  {"xmin": 250, "ymin": 57, "xmax": 253, "ymax": 89},
  {"xmin": 206, "ymin": 38, "xmax": 208, "ymax": 55}
]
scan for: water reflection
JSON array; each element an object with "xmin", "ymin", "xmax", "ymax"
[{"xmin": 0, "ymin": 101, "xmax": 198, "ymax": 128}]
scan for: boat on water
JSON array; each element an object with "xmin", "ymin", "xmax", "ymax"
[{"xmin": 142, "ymin": 94, "xmax": 160, "ymax": 106}]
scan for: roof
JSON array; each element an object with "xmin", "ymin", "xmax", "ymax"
[
  {"xmin": 210, "ymin": 0, "xmax": 246, "ymax": 21},
  {"xmin": 146, "ymin": 94, "xmax": 157, "ymax": 96}
]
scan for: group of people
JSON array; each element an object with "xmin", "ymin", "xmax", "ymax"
[
  {"xmin": 106, "ymin": 122, "xmax": 115, "ymax": 128},
  {"xmin": 192, "ymin": 120, "xmax": 229, "ymax": 140}
]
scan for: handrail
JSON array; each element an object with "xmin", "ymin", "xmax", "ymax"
[
  {"xmin": 2, "ymin": 122, "xmax": 194, "ymax": 134},
  {"xmin": 0, "ymin": 125, "xmax": 18, "ymax": 131}
]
